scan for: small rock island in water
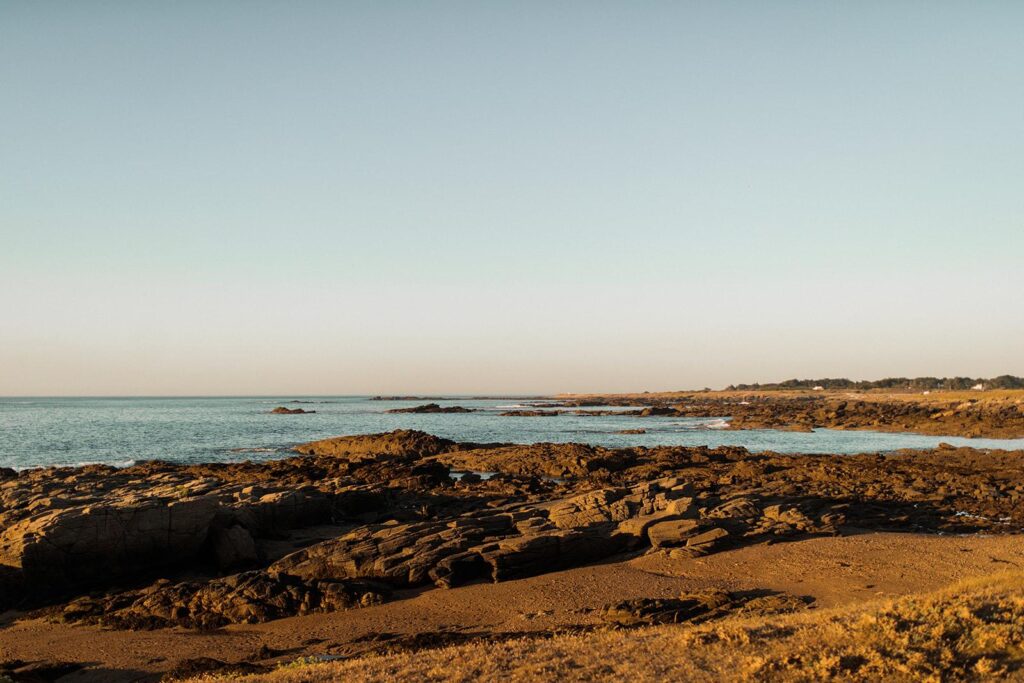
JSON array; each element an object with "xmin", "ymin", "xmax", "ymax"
[{"xmin": 385, "ymin": 403, "xmax": 476, "ymax": 414}]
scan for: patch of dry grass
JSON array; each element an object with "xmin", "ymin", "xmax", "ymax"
[{"xmin": 195, "ymin": 573, "xmax": 1024, "ymax": 682}]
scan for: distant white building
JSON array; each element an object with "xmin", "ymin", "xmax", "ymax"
[
  {"xmin": 812, "ymin": 386, "xmax": 825, "ymax": 391},
  {"xmin": 972, "ymin": 383, "xmax": 985, "ymax": 391}
]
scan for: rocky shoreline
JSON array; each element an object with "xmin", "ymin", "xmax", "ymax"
[
  {"xmin": 2, "ymin": 430, "xmax": 1022, "ymax": 643},
  {"xmin": 549, "ymin": 389, "xmax": 1024, "ymax": 438}
]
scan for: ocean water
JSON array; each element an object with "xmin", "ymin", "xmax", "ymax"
[{"xmin": 2, "ymin": 396, "xmax": 1023, "ymax": 471}]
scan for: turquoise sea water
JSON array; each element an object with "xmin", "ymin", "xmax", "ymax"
[{"xmin": 2, "ymin": 397, "xmax": 1023, "ymax": 471}]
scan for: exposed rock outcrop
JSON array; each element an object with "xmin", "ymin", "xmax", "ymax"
[
  {"xmin": 386, "ymin": 403, "xmax": 476, "ymax": 414},
  {"xmin": 3, "ymin": 430, "xmax": 1022, "ymax": 633},
  {"xmin": 292, "ymin": 429, "xmax": 461, "ymax": 460},
  {"xmin": 436, "ymin": 442, "xmax": 622, "ymax": 479},
  {"xmin": 61, "ymin": 572, "xmax": 389, "ymax": 630},
  {"xmin": 268, "ymin": 476, "xmax": 839, "ymax": 596},
  {"xmin": 0, "ymin": 477, "xmax": 342, "ymax": 599}
]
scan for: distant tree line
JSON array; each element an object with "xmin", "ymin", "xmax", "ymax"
[{"xmin": 724, "ymin": 376, "xmax": 1024, "ymax": 391}]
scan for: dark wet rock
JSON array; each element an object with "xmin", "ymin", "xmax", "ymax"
[
  {"xmin": 635, "ymin": 407, "xmax": 678, "ymax": 417},
  {"xmin": 270, "ymin": 406, "xmax": 314, "ymax": 414},
  {"xmin": 499, "ymin": 410, "xmax": 564, "ymax": 417},
  {"xmin": 386, "ymin": 403, "xmax": 476, "ymax": 414},
  {"xmin": 370, "ymin": 395, "xmax": 434, "ymax": 401}
]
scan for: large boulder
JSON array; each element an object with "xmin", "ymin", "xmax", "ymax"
[
  {"xmin": 208, "ymin": 525, "xmax": 258, "ymax": 571},
  {"xmin": 293, "ymin": 430, "xmax": 459, "ymax": 460},
  {"xmin": 0, "ymin": 495, "xmax": 219, "ymax": 593},
  {"xmin": 0, "ymin": 476, "xmax": 344, "ymax": 606},
  {"xmin": 647, "ymin": 519, "xmax": 701, "ymax": 548}
]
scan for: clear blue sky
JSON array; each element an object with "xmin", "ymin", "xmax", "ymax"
[{"xmin": 2, "ymin": 2, "xmax": 1022, "ymax": 395}]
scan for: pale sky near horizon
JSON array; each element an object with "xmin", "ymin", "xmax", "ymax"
[{"xmin": 2, "ymin": 2, "xmax": 1022, "ymax": 396}]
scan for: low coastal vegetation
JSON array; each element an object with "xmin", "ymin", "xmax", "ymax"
[
  {"xmin": 554, "ymin": 387, "xmax": 1024, "ymax": 438},
  {"xmin": 193, "ymin": 572, "xmax": 1024, "ymax": 682},
  {"xmin": 725, "ymin": 375, "xmax": 1024, "ymax": 391}
]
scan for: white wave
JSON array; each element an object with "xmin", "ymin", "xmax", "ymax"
[
  {"xmin": 449, "ymin": 470, "xmax": 497, "ymax": 480},
  {"xmin": 493, "ymin": 404, "xmax": 563, "ymax": 410},
  {"xmin": 665, "ymin": 418, "xmax": 731, "ymax": 430}
]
